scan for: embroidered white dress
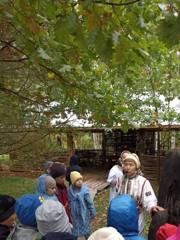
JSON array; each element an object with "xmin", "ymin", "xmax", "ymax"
[
  {"xmin": 115, "ymin": 174, "xmax": 157, "ymax": 234},
  {"xmin": 107, "ymin": 165, "xmax": 123, "ymax": 202}
]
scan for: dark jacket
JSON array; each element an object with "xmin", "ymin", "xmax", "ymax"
[
  {"xmin": 66, "ymin": 155, "xmax": 82, "ymax": 185},
  {"xmin": 0, "ymin": 224, "xmax": 10, "ymax": 240},
  {"xmin": 148, "ymin": 150, "xmax": 180, "ymax": 240}
]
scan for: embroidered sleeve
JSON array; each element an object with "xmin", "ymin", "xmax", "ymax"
[{"xmin": 142, "ymin": 180, "xmax": 157, "ymax": 213}]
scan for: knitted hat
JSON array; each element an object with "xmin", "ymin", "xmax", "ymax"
[
  {"xmin": 70, "ymin": 171, "xmax": 83, "ymax": 185},
  {"xmin": 156, "ymin": 224, "xmax": 177, "ymax": 240},
  {"xmin": 15, "ymin": 194, "xmax": 42, "ymax": 227},
  {"xmin": 35, "ymin": 199, "xmax": 71, "ymax": 236},
  {"xmin": 45, "ymin": 176, "xmax": 56, "ymax": 191},
  {"xmin": 50, "ymin": 163, "xmax": 66, "ymax": 178},
  {"xmin": 88, "ymin": 227, "xmax": 125, "ymax": 240},
  {"xmin": 0, "ymin": 195, "xmax": 16, "ymax": 223},
  {"xmin": 43, "ymin": 232, "xmax": 74, "ymax": 240},
  {"xmin": 124, "ymin": 153, "xmax": 141, "ymax": 169},
  {"xmin": 166, "ymin": 225, "xmax": 180, "ymax": 240}
]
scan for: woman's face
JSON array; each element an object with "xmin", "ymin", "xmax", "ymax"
[{"xmin": 123, "ymin": 160, "xmax": 136, "ymax": 177}]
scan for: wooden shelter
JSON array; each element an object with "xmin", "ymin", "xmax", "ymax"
[{"xmin": 64, "ymin": 124, "xmax": 180, "ymax": 183}]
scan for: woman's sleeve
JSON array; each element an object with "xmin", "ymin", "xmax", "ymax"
[{"xmin": 142, "ymin": 180, "xmax": 157, "ymax": 213}]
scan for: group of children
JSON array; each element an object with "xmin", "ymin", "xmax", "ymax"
[{"xmin": 0, "ymin": 149, "xmax": 180, "ymax": 240}]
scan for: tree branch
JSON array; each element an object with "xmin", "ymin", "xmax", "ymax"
[
  {"xmin": 0, "ymin": 86, "xmax": 48, "ymax": 107},
  {"xmin": 79, "ymin": 0, "xmax": 141, "ymax": 6}
]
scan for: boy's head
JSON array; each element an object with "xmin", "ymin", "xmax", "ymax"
[
  {"xmin": 88, "ymin": 227, "xmax": 124, "ymax": 240},
  {"xmin": 45, "ymin": 176, "xmax": 57, "ymax": 196},
  {"xmin": 35, "ymin": 200, "xmax": 71, "ymax": 236},
  {"xmin": 50, "ymin": 163, "xmax": 66, "ymax": 186},
  {"xmin": 15, "ymin": 194, "xmax": 42, "ymax": 227},
  {"xmin": 70, "ymin": 171, "xmax": 83, "ymax": 187},
  {"xmin": 0, "ymin": 195, "xmax": 16, "ymax": 228}
]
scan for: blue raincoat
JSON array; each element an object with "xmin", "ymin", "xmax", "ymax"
[
  {"xmin": 107, "ymin": 194, "xmax": 145, "ymax": 240},
  {"xmin": 68, "ymin": 185, "xmax": 96, "ymax": 237}
]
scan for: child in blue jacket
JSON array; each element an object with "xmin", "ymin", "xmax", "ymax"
[
  {"xmin": 108, "ymin": 194, "xmax": 145, "ymax": 240},
  {"xmin": 68, "ymin": 171, "xmax": 96, "ymax": 240}
]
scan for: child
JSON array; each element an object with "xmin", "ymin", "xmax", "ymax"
[
  {"xmin": 35, "ymin": 199, "xmax": 72, "ymax": 236},
  {"xmin": 66, "ymin": 154, "xmax": 82, "ymax": 185},
  {"xmin": 37, "ymin": 175, "xmax": 58, "ymax": 201},
  {"xmin": 88, "ymin": 227, "xmax": 124, "ymax": 240},
  {"xmin": 115, "ymin": 153, "xmax": 163, "ymax": 235},
  {"xmin": 107, "ymin": 194, "xmax": 144, "ymax": 240},
  {"xmin": 0, "ymin": 194, "xmax": 16, "ymax": 240},
  {"xmin": 167, "ymin": 225, "xmax": 180, "ymax": 240},
  {"xmin": 156, "ymin": 224, "xmax": 177, "ymax": 240},
  {"xmin": 36, "ymin": 161, "xmax": 53, "ymax": 194},
  {"xmin": 50, "ymin": 162, "xmax": 72, "ymax": 222},
  {"xmin": 12, "ymin": 194, "xmax": 42, "ymax": 240},
  {"xmin": 68, "ymin": 171, "xmax": 96, "ymax": 240}
]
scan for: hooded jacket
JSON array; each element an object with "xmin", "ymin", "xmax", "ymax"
[
  {"xmin": 36, "ymin": 174, "xmax": 58, "ymax": 201},
  {"xmin": 68, "ymin": 184, "xmax": 96, "ymax": 237},
  {"xmin": 107, "ymin": 194, "xmax": 144, "ymax": 240}
]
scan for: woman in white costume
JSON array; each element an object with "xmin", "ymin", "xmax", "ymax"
[{"xmin": 115, "ymin": 153, "xmax": 163, "ymax": 235}]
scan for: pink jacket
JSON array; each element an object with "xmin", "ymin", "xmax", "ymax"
[{"xmin": 167, "ymin": 225, "xmax": 180, "ymax": 240}]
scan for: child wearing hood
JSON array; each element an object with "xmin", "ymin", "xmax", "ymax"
[
  {"xmin": 36, "ymin": 175, "xmax": 58, "ymax": 201},
  {"xmin": 115, "ymin": 153, "xmax": 163, "ymax": 235},
  {"xmin": 12, "ymin": 194, "xmax": 43, "ymax": 240},
  {"xmin": 36, "ymin": 161, "xmax": 53, "ymax": 194},
  {"xmin": 107, "ymin": 194, "xmax": 144, "ymax": 240},
  {"xmin": 68, "ymin": 171, "xmax": 96, "ymax": 239}
]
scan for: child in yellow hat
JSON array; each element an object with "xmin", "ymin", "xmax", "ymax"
[{"xmin": 68, "ymin": 171, "xmax": 96, "ymax": 240}]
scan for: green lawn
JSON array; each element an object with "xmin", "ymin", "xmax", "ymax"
[
  {"xmin": 0, "ymin": 176, "xmax": 36, "ymax": 198},
  {"xmin": 0, "ymin": 176, "xmax": 150, "ymax": 236}
]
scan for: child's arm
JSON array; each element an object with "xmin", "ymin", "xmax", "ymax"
[{"xmin": 84, "ymin": 187, "xmax": 96, "ymax": 219}]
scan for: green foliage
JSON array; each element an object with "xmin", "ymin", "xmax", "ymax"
[{"xmin": 0, "ymin": 0, "xmax": 179, "ymax": 155}]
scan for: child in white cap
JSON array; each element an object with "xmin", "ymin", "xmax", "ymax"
[
  {"xmin": 68, "ymin": 171, "xmax": 96, "ymax": 240},
  {"xmin": 88, "ymin": 227, "xmax": 124, "ymax": 240},
  {"xmin": 115, "ymin": 153, "xmax": 163, "ymax": 235}
]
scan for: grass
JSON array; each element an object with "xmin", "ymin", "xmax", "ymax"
[
  {"xmin": 0, "ymin": 176, "xmax": 36, "ymax": 198},
  {"xmin": 0, "ymin": 176, "xmax": 150, "ymax": 237}
]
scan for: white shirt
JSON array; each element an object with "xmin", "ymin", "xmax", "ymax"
[
  {"xmin": 115, "ymin": 174, "xmax": 157, "ymax": 234},
  {"xmin": 107, "ymin": 165, "xmax": 123, "ymax": 202}
]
